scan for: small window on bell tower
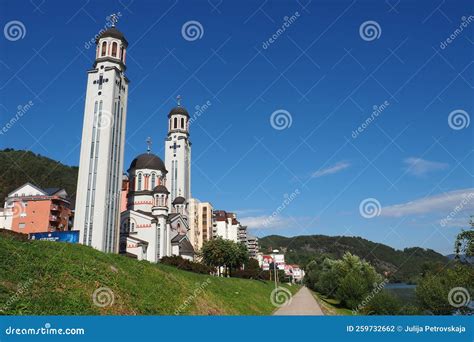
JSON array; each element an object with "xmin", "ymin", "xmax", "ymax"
[
  {"xmin": 101, "ymin": 41, "xmax": 107, "ymax": 57},
  {"xmin": 111, "ymin": 42, "xmax": 118, "ymax": 57}
]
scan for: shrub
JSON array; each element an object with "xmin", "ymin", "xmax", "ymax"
[
  {"xmin": 160, "ymin": 255, "xmax": 212, "ymax": 274},
  {"xmin": 416, "ymin": 264, "xmax": 473, "ymax": 315},
  {"xmin": 361, "ymin": 291, "xmax": 402, "ymax": 315}
]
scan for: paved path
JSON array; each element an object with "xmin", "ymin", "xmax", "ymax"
[{"xmin": 273, "ymin": 286, "xmax": 324, "ymax": 316}]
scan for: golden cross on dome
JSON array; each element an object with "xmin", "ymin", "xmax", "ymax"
[{"xmin": 146, "ymin": 137, "xmax": 152, "ymax": 153}]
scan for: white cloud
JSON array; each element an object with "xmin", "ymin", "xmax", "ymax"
[
  {"xmin": 404, "ymin": 157, "xmax": 448, "ymax": 176},
  {"xmin": 312, "ymin": 161, "xmax": 350, "ymax": 178},
  {"xmin": 239, "ymin": 215, "xmax": 290, "ymax": 229},
  {"xmin": 381, "ymin": 188, "xmax": 474, "ymax": 217}
]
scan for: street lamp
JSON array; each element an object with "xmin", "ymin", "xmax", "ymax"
[{"xmin": 272, "ymin": 249, "xmax": 279, "ymax": 291}]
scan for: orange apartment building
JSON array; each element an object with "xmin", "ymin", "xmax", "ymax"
[{"xmin": 1, "ymin": 183, "xmax": 72, "ymax": 234}]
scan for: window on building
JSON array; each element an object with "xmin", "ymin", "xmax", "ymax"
[
  {"xmin": 131, "ymin": 222, "xmax": 135, "ymax": 232},
  {"xmin": 101, "ymin": 41, "xmax": 107, "ymax": 56},
  {"xmin": 19, "ymin": 223, "xmax": 25, "ymax": 229},
  {"xmin": 151, "ymin": 173, "xmax": 156, "ymax": 189},
  {"xmin": 111, "ymin": 42, "xmax": 118, "ymax": 57},
  {"xmin": 174, "ymin": 117, "xmax": 178, "ymax": 129},
  {"xmin": 137, "ymin": 174, "xmax": 142, "ymax": 191},
  {"xmin": 181, "ymin": 118, "xmax": 184, "ymax": 129}
]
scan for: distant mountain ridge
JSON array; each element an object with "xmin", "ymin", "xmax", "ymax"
[
  {"xmin": 0, "ymin": 149, "xmax": 78, "ymax": 205},
  {"xmin": 259, "ymin": 234, "xmax": 451, "ymax": 283}
]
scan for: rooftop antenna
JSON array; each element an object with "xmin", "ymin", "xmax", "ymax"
[{"xmin": 146, "ymin": 137, "xmax": 152, "ymax": 154}]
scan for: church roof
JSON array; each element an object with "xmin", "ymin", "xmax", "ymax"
[
  {"xmin": 96, "ymin": 27, "xmax": 128, "ymax": 47},
  {"xmin": 128, "ymin": 153, "xmax": 167, "ymax": 173},
  {"xmin": 172, "ymin": 196, "xmax": 186, "ymax": 205},
  {"xmin": 168, "ymin": 106, "xmax": 189, "ymax": 118},
  {"xmin": 153, "ymin": 185, "xmax": 169, "ymax": 194}
]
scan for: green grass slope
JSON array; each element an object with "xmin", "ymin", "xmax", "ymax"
[{"xmin": 0, "ymin": 231, "xmax": 297, "ymax": 315}]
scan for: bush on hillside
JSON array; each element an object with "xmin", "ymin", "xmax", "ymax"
[
  {"xmin": 160, "ymin": 255, "xmax": 212, "ymax": 274},
  {"xmin": 305, "ymin": 252, "xmax": 384, "ymax": 310},
  {"xmin": 416, "ymin": 264, "xmax": 473, "ymax": 315}
]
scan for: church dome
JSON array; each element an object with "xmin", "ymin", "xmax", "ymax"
[
  {"xmin": 128, "ymin": 153, "xmax": 167, "ymax": 173},
  {"xmin": 96, "ymin": 27, "xmax": 128, "ymax": 47},
  {"xmin": 153, "ymin": 185, "xmax": 169, "ymax": 194},
  {"xmin": 172, "ymin": 196, "xmax": 186, "ymax": 205},
  {"xmin": 168, "ymin": 106, "xmax": 189, "ymax": 118}
]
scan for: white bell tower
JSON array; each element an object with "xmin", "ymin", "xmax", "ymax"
[
  {"xmin": 165, "ymin": 96, "xmax": 191, "ymax": 207},
  {"xmin": 74, "ymin": 22, "xmax": 129, "ymax": 253}
]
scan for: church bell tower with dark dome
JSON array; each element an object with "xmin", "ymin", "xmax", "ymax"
[{"xmin": 165, "ymin": 95, "xmax": 191, "ymax": 209}]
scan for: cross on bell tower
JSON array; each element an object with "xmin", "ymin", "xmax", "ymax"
[
  {"xmin": 176, "ymin": 95, "xmax": 182, "ymax": 106},
  {"xmin": 146, "ymin": 137, "xmax": 152, "ymax": 154}
]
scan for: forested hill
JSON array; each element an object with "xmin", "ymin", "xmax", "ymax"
[
  {"xmin": 0, "ymin": 149, "xmax": 78, "ymax": 205},
  {"xmin": 259, "ymin": 235, "xmax": 450, "ymax": 283}
]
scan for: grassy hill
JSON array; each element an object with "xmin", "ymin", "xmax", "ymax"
[
  {"xmin": 0, "ymin": 149, "xmax": 78, "ymax": 205},
  {"xmin": 0, "ymin": 231, "xmax": 297, "ymax": 315},
  {"xmin": 259, "ymin": 235, "xmax": 450, "ymax": 283}
]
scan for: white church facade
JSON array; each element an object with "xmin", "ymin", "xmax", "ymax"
[{"xmin": 74, "ymin": 24, "xmax": 195, "ymax": 262}]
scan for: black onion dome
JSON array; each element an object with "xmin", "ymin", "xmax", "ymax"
[
  {"xmin": 96, "ymin": 27, "xmax": 128, "ymax": 47},
  {"xmin": 153, "ymin": 185, "xmax": 169, "ymax": 194},
  {"xmin": 168, "ymin": 106, "xmax": 189, "ymax": 118},
  {"xmin": 128, "ymin": 153, "xmax": 167, "ymax": 173},
  {"xmin": 172, "ymin": 196, "xmax": 186, "ymax": 205}
]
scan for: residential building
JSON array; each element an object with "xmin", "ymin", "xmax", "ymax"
[
  {"xmin": 246, "ymin": 234, "xmax": 259, "ymax": 258},
  {"xmin": 188, "ymin": 198, "xmax": 213, "ymax": 251},
  {"xmin": 1, "ymin": 183, "xmax": 72, "ymax": 234}
]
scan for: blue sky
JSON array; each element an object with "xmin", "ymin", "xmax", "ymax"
[{"xmin": 0, "ymin": 0, "xmax": 473, "ymax": 255}]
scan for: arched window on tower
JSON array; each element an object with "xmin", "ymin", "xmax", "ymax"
[
  {"xmin": 181, "ymin": 118, "xmax": 184, "ymax": 129},
  {"xmin": 174, "ymin": 117, "xmax": 178, "ymax": 129},
  {"xmin": 120, "ymin": 46, "xmax": 124, "ymax": 60},
  {"xmin": 101, "ymin": 41, "xmax": 107, "ymax": 57},
  {"xmin": 137, "ymin": 173, "xmax": 142, "ymax": 191},
  {"xmin": 151, "ymin": 173, "xmax": 156, "ymax": 189},
  {"xmin": 111, "ymin": 42, "xmax": 118, "ymax": 57}
]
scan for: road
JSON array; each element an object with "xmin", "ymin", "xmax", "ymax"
[{"xmin": 273, "ymin": 286, "xmax": 324, "ymax": 316}]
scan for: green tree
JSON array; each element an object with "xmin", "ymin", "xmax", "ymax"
[
  {"xmin": 455, "ymin": 216, "xmax": 474, "ymax": 259},
  {"xmin": 200, "ymin": 238, "xmax": 248, "ymax": 276}
]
